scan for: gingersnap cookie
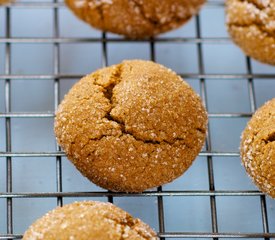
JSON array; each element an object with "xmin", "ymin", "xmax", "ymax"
[
  {"xmin": 23, "ymin": 201, "xmax": 158, "ymax": 239},
  {"xmin": 65, "ymin": 0, "xmax": 205, "ymax": 38},
  {"xmin": 240, "ymin": 98, "xmax": 275, "ymax": 198},
  {"xmin": 55, "ymin": 60, "xmax": 207, "ymax": 192},
  {"xmin": 226, "ymin": 0, "xmax": 275, "ymax": 65}
]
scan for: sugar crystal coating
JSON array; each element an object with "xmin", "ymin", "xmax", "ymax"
[
  {"xmin": 65, "ymin": 0, "xmax": 205, "ymax": 38},
  {"xmin": 226, "ymin": 0, "xmax": 275, "ymax": 65},
  {"xmin": 240, "ymin": 98, "xmax": 275, "ymax": 198},
  {"xmin": 54, "ymin": 60, "xmax": 208, "ymax": 192},
  {"xmin": 23, "ymin": 201, "xmax": 158, "ymax": 239}
]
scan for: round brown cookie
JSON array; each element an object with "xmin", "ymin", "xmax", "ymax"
[
  {"xmin": 23, "ymin": 201, "xmax": 158, "ymax": 240},
  {"xmin": 54, "ymin": 60, "xmax": 207, "ymax": 192},
  {"xmin": 226, "ymin": 0, "xmax": 275, "ymax": 65},
  {"xmin": 240, "ymin": 98, "xmax": 275, "ymax": 198},
  {"xmin": 65, "ymin": 0, "xmax": 205, "ymax": 39}
]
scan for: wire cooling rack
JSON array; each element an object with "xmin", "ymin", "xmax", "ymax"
[{"xmin": 0, "ymin": 0, "xmax": 275, "ymax": 239}]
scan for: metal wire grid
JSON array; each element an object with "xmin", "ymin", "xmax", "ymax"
[{"xmin": 0, "ymin": 0, "xmax": 275, "ymax": 239}]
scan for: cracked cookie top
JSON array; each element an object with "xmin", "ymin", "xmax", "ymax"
[
  {"xmin": 240, "ymin": 98, "xmax": 275, "ymax": 198},
  {"xmin": 65, "ymin": 0, "xmax": 205, "ymax": 38},
  {"xmin": 226, "ymin": 0, "xmax": 275, "ymax": 65},
  {"xmin": 23, "ymin": 201, "xmax": 158, "ymax": 240},
  {"xmin": 54, "ymin": 60, "xmax": 207, "ymax": 192}
]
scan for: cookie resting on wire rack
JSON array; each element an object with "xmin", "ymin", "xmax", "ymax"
[
  {"xmin": 226, "ymin": 0, "xmax": 275, "ymax": 65},
  {"xmin": 65, "ymin": 0, "xmax": 206, "ymax": 38},
  {"xmin": 54, "ymin": 60, "xmax": 208, "ymax": 193},
  {"xmin": 23, "ymin": 201, "xmax": 158, "ymax": 240},
  {"xmin": 240, "ymin": 98, "xmax": 275, "ymax": 198}
]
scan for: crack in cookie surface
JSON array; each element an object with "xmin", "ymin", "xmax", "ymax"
[
  {"xmin": 91, "ymin": 63, "xmax": 205, "ymax": 145},
  {"xmin": 65, "ymin": 0, "xmax": 205, "ymax": 38},
  {"xmin": 240, "ymin": 98, "xmax": 275, "ymax": 198},
  {"xmin": 226, "ymin": 0, "xmax": 275, "ymax": 35},
  {"xmin": 55, "ymin": 60, "xmax": 207, "ymax": 192},
  {"xmin": 226, "ymin": 0, "xmax": 275, "ymax": 64}
]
